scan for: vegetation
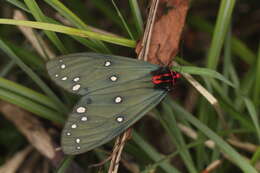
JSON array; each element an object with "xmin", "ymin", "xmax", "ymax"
[{"xmin": 0, "ymin": 0, "xmax": 259, "ymax": 172}]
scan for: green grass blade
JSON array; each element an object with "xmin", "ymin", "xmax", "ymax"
[
  {"xmin": 0, "ymin": 38, "xmax": 67, "ymax": 114},
  {"xmin": 6, "ymin": 0, "xmax": 30, "ymax": 13},
  {"xmin": 55, "ymin": 156, "xmax": 75, "ymax": 173},
  {"xmin": 132, "ymin": 130, "xmax": 181, "ymax": 173},
  {"xmin": 0, "ymin": 87, "xmax": 64, "ymax": 123},
  {"xmin": 173, "ymin": 66, "xmax": 234, "ymax": 86},
  {"xmin": 141, "ymin": 141, "xmax": 204, "ymax": 173},
  {"xmin": 111, "ymin": 0, "xmax": 135, "ymax": 40},
  {"xmin": 44, "ymin": 0, "xmax": 90, "ymax": 30},
  {"xmin": 90, "ymin": 0, "xmax": 122, "ymax": 28},
  {"xmin": 24, "ymin": 0, "xmax": 68, "ymax": 54},
  {"xmin": 129, "ymin": 0, "xmax": 143, "ymax": 38},
  {"xmin": 0, "ymin": 19, "xmax": 136, "ymax": 48},
  {"xmin": 43, "ymin": 0, "xmax": 110, "ymax": 53},
  {"xmin": 189, "ymin": 16, "xmax": 256, "ymax": 65},
  {"xmin": 222, "ymin": 27, "xmax": 232, "ymax": 93},
  {"xmin": 251, "ymin": 147, "xmax": 260, "ymax": 165},
  {"xmin": 206, "ymin": 0, "xmax": 236, "ymax": 69},
  {"xmin": 254, "ymin": 43, "xmax": 260, "ymax": 105},
  {"xmin": 171, "ymin": 101, "xmax": 258, "ymax": 173},
  {"xmin": 0, "ymin": 77, "xmax": 58, "ymax": 112},
  {"xmin": 159, "ymin": 98, "xmax": 197, "ymax": 173},
  {"xmin": 244, "ymin": 98, "xmax": 260, "ymax": 143},
  {"xmin": 0, "ymin": 60, "xmax": 15, "ymax": 77},
  {"xmin": 6, "ymin": 41, "xmax": 45, "ymax": 71}
]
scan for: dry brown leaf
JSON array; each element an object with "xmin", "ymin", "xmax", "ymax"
[{"xmin": 136, "ymin": 0, "xmax": 189, "ymax": 65}]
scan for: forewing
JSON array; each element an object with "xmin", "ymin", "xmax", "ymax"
[
  {"xmin": 46, "ymin": 52, "xmax": 159, "ymax": 95},
  {"xmin": 61, "ymin": 79, "xmax": 167, "ymax": 155}
]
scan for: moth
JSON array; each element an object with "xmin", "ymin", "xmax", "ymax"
[{"xmin": 46, "ymin": 52, "xmax": 180, "ymax": 155}]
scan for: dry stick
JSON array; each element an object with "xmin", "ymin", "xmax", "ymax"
[
  {"xmin": 108, "ymin": 1, "xmax": 160, "ymax": 173},
  {"xmin": 201, "ymin": 160, "xmax": 222, "ymax": 173},
  {"xmin": 108, "ymin": 131, "xmax": 131, "ymax": 173},
  {"xmin": 144, "ymin": 0, "xmax": 160, "ymax": 61},
  {"xmin": 0, "ymin": 146, "xmax": 33, "ymax": 173},
  {"xmin": 138, "ymin": 0, "xmax": 160, "ymax": 61}
]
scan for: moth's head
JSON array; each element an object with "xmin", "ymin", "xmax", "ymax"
[{"xmin": 151, "ymin": 67, "xmax": 180, "ymax": 91}]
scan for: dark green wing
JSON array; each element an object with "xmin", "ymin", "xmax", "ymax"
[
  {"xmin": 46, "ymin": 52, "xmax": 159, "ymax": 95},
  {"xmin": 61, "ymin": 81, "xmax": 166, "ymax": 155},
  {"xmin": 46, "ymin": 52, "xmax": 167, "ymax": 155}
]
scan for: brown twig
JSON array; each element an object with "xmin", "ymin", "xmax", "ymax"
[
  {"xmin": 108, "ymin": 129, "xmax": 132, "ymax": 173},
  {"xmin": 0, "ymin": 146, "xmax": 33, "ymax": 173},
  {"xmin": 201, "ymin": 160, "xmax": 222, "ymax": 173}
]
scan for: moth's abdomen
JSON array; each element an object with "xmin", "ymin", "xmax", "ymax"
[{"xmin": 151, "ymin": 67, "xmax": 180, "ymax": 91}]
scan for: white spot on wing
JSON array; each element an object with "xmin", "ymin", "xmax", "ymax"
[
  {"xmin": 104, "ymin": 61, "xmax": 111, "ymax": 67},
  {"xmin": 61, "ymin": 64, "xmax": 66, "ymax": 69},
  {"xmin": 81, "ymin": 116, "xmax": 88, "ymax": 121},
  {"xmin": 76, "ymin": 146, "xmax": 80, "ymax": 150},
  {"xmin": 115, "ymin": 96, "xmax": 122, "ymax": 103},
  {"xmin": 55, "ymin": 74, "xmax": 59, "ymax": 77},
  {"xmin": 116, "ymin": 116, "xmax": 124, "ymax": 123},
  {"xmin": 66, "ymin": 132, "xmax": 71, "ymax": 136},
  {"xmin": 71, "ymin": 124, "xmax": 77, "ymax": 128},
  {"xmin": 73, "ymin": 77, "xmax": 80, "ymax": 82},
  {"xmin": 110, "ymin": 75, "xmax": 118, "ymax": 82},
  {"xmin": 76, "ymin": 107, "xmax": 86, "ymax": 113},
  {"xmin": 62, "ymin": 77, "xmax": 68, "ymax": 81},
  {"xmin": 72, "ymin": 84, "xmax": 81, "ymax": 91},
  {"xmin": 76, "ymin": 138, "xmax": 80, "ymax": 143}
]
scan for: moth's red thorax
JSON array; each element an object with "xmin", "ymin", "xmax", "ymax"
[{"xmin": 151, "ymin": 67, "xmax": 181, "ymax": 91}]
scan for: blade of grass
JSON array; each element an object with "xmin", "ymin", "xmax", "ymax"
[
  {"xmin": 158, "ymin": 98, "xmax": 197, "ymax": 173},
  {"xmin": 207, "ymin": 0, "xmax": 236, "ymax": 69},
  {"xmin": 0, "ymin": 19, "xmax": 136, "ymax": 48},
  {"xmin": 189, "ymin": 16, "xmax": 256, "ymax": 65},
  {"xmin": 6, "ymin": 0, "xmax": 30, "ymax": 13},
  {"xmin": 222, "ymin": 27, "xmax": 232, "ymax": 94},
  {"xmin": 90, "ymin": 0, "xmax": 122, "ymax": 28},
  {"xmin": 251, "ymin": 147, "xmax": 260, "ymax": 165},
  {"xmin": 171, "ymin": 101, "xmax": 258, "ymax": 173},
  {"xmin": 132, "ymin": 130, "xmax": 181, "ymax": 173},
  {"xmin": 0, "ymin": 38, "xmax": 67, "ymax": 114},
  {"xmin": 55, "ymin": 156, "xmax": 75, "ymax": 173},
  {"xmin": 253, "ymin": 43, "xmax": 260, "ymax": 105},
  {"xmin": 218, "ymin": 98, "xmax": 254, "ymax": 131},
  {"xmin": 24, "ymin": 0, "xmax": 68, "ymax": 54},
  {"xmin": 129, "ymin": 0, "xmax": 144, "ymax": 38},
  {"xmin": 141, "ymin": 140, "xmax": 204, "ymax": 173},
  {"xmin": 173, "ymin": 66, "xmax": 234, "ymax": 87},
  {"xmin": 244, "ymin": 98, "xmax": 260, "ymax": 143},
  {"xmin": 4, "ymin": 1, "xmax": 108, "ymax": 52},
  {"xmin": 43, "ymin": 0, "xmax": 110, "ymax": 53},
  {"xmin": 0, "ymin": 77, "xmax": 58, "ymax": 112},
  {"xmin": 6, "ymin": 41, "xmax": 45, "ymax": 72},
  {"xmin": 196, "ymin": 100, "xmax": 211, "ymax": 170},
  {"xmin": 0, "ymin": 87, "xmax": 64, "ymax": 123},
  {"xmin": 111, "ymin": 0, "xmax": 135, "ymax": 40},
  {"xmin": 0, "ymin": 60, "xmax": 15, "ymax": 77}
]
